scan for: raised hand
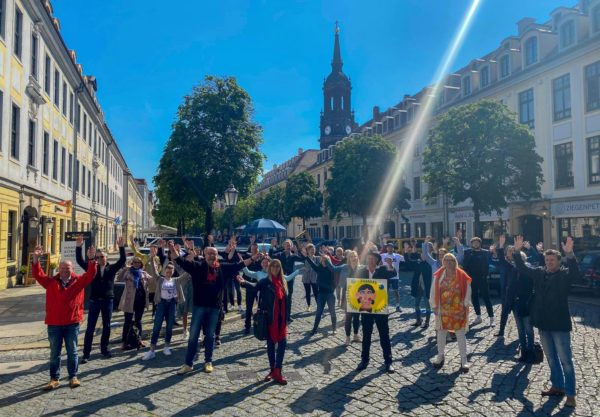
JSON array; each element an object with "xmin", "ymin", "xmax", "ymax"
[
  {"xmin": 452, "ymin": 236, "xmax": 460, "ymax": 246},
  {"xmin": 157, "ymin": 239, "xmax": 165, "ymax": 248},
  {"xmin": 498, "ymin": 234, "xmax": 505, "ymax": 249},
  {"xmin": 167, "ymin": 240, "xmax": 178, "ymax": 258},
  {"xmin": 514, "ymin": 235, "xmax": 524, "ymax": 251},
  {"xmin": 235, "ymin": 275, "xmax": 245, "ymax": 285},
  {"xmin": 561, "ymin": 236, "xmax": 574, "ymax": 255},
  {"xmin": 456, "ymin": 229, "xmax": 463, "ymax": 240},
  {"xmin": 76, "ymin": 235, "xmax": 84, "ymax": 247},
  {"xmin": 87, "ymin": 246, "xmax": 97, "ymax": 260},
  {"xmin": 301, "ymin": 246, "xmax": 307, "ymax": 257},
  {"xmin": 116, "ymin": 235, "xmax": 125, "ymax": 248},
  {"xmin": 489, "ymin": 244, "xmax": 496, "ymax": 253},
  {"xmin": 32, "ymin": 245, "xmax": 44, "ymax": 263}
]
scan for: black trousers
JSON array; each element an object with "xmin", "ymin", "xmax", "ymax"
[
  {"xmin": 361, "ymin": 314, "xmax": 392, "ymax": 365},
  {"xmin": 471, "ymin": 276, "xmax": 494, "ymax": 317},
  {"xmin": 122, "ymin": 288, "xmax": 146, "ymax": 342},
  {"xmin": 244, "ymin": 285, "xmax": 258, "ymax": 330},
  {"xmin": 344, "ymin": 312, "xmax": 360, "ymax": 337},
  {"xmin": 303, "ymin": 283, "xmax": 318, "ymax": 306}
]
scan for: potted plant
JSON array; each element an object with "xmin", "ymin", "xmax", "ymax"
[
  {"xmin": 49, "ymin": 262, "xmax": 58, "ymax": 275},
  {"xmin": 17, "ymin": 265, "xmax": 28, "ymax": 286}
]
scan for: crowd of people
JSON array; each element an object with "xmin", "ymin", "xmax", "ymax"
[{"xmin": 30, "ymin": 230, "xmax": 580, "ymax": 408}]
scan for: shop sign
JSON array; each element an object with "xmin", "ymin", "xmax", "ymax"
[{"xmin": 552, "ymin": 200, "xmax": 600, "ymax": 217}]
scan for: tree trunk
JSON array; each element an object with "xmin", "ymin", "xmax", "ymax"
[
  {"xmin": 205, "ymin": 205, "xmax": 213, "ymax": 235},
  {"xmin": 302, "ymin": 217, "xmax": 306, "ymax": 230}
]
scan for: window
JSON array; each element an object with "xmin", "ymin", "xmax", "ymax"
[
  {"xmin": 0, "ymin": 0, "xmax": 5, "ymax": 38},
  {"xmin": 42, "ymin": 132, "xmax": 49, "ymax": 175},
  {"xmin": 83, "ymin": 114, "xmax": 87, "ymax": 139},
  {"xmin": 524, "ymin": 37, "xmax": 537, "ymax": 66},
  {"xmin": 519, "ymin": 88, "xmax": 535, "ymax": 128},
  {"xmin": 500, "ymin": 55, "xmax": 510, "ymax": 78},
  {"xmin": 415, "ymin": 223, "xmax": 426, "ymax": 238},
  {"xmin": 52, "ymin": 140, "xmax": 58, "ymax": 181},
  {"xmin": 585, "ymin": 60, "xmax": 600, "ymax": 112},
  {"xmin": 588, "ymin": 136, "xmax": 600, "ymax": 185},
  {"xmin": 455, "ymin": 222, "xmax": 467, "ymax": 242},
  {"xmin": 554, "ymin": 142, "xmax": 574, "ymax": 188},
  {"xmin": 560, "ymin": 21, "xmax": 575, "ymax": 48},
  {"xmin": 60, "ymin": 146, "xmax": 66, "ymax": 184},
  {"xmin": 31, "ymin": 34, "xmax": 38, "ymax": 79},
  {"xmin": 480, "ymin": 66, "xmax": 489, "ymax": 88},
  {"xmin": 10, "ymin": 103, "xmax": 20, "ymax": 159},
  {"xmin": 594, "ymin": 6, "xmax": 600, "ymax": 34},
  {"xmin": 13, "ymin": 7, "xmax": 22, "ymax": 59},
  {"xmin": 0, "ymin": 90, "xmax": 3, "ymax": 152},
  {"xmin": 462, "ymin": 76, "xmax": 471, "ymax": 96},
  {"xmin": 7, "ymin": 210, "xmax": 15, "ymax": 261},
  {"xmin": 53, "ymin": 70, "xmax": 60, "ymax": 107},
  {"xmin": 69, "ymin": 92, "xmax": 74, "ymax": 123},
  {"xmin": 413, "ymin": 177, "xmax": 421, "ymax": 200},
  {"xmin": 553, "ymin": 74, "xmax": 571, "ymax": 121},
  {"xmin": 62, "ymin": 82, "xmax": 67, "ymax": 115},
  {"xmin": 68, "ymin": 153, "xmax": 73, "ymax": 188},
  {"xmin": 81, "ymin": 166, "xmax": 86, "ymax": 195},
  {"xmin": 400, "ymin": 223, "xmax": 411, "ymax": 238},
  {"xmin": 44, "ymin": 54, "xmax": 51, "ymax": 94},
  {"xmin": 27, "ymin": 120, "xmax": 35, "ymax": 166}
]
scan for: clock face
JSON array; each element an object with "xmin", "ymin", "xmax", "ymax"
[
  {"xmin": 345, "ymin": 125, "xmax": 352, "ymax": 135},
  {"xmin": 324, "ymin": 126, "xmax": 331, "ymax": 135}
]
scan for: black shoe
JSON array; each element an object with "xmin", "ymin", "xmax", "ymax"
[
  {"xmin": 356, "ymin": 361, "xmax": 368, "ymax": 372},
  {"xmin": 421, "ymin": 316, "xmax": 430, "ymax": 328},
  {"xmin": 412, "ymin": 319, "xmax": 422, "ymax": 327},
  {"xmin": 288, "ymin": 317, "xmax": 294, "ymax": 323},
  {"xmin": 310, "ymin": 328, "xmax": 317, "ymax": 336},
  {"xmin": 215, "ymin": 337, "xmax": 221, "ymax": 346},
  {"xmin": 385, "ymin": 363, "xmax": 396, "ymax": 374},
  {"xmin": 80, "ymin": 356, "xmax": 90, "ymax": 364},
  {"xmin": 174, "ymin": 321, "xmax": 181, "ymax": 327},
  {"xmin": 432, "ymin": 359, "xmax": 445, "ymax": 369},
  {"xmin": 101, "ymin": 351, "xmax": 113, "ymax": 358}
]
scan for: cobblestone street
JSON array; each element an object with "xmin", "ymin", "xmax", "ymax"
[{"xmin": 0, "ymin": 274, "xmax": 599, "ymax": 417}]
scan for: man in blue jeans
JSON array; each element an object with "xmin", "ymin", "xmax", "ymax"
[
  {"xmin": 170, "ymin": 239, "xmax": 257, "ymax": 374},
  {"xmin": 32, "ymin": 244, "xmax": 97, "ymax": 390},
  {"xmin": 75, "ymin": 235, "xmax": 126, "ymax": 363},
  {"xmin": 514, "ymin": 235, "xmax": 578, "ymax": 408}
]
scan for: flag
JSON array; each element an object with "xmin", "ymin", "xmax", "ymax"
[{"xmin": 58, "ymin": 200, "xmax": 72, "ymax": 214}]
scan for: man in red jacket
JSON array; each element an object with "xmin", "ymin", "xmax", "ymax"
[{"xmin": 31, "ymin": 244, "xmax": 97, "ymax": 391}]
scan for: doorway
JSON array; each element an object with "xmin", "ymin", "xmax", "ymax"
[
  {"xmin": 21, "ymin": 207, "xmax": 39, "ymax": 266},
  {"xmin": 520, "ymin": 215, "xmax": 543, "ymax": 245}
]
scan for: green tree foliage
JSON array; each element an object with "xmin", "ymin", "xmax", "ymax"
[
  {"xmin": 394, "ymin": 183, "xmax": 411, "ymax": 213},
  {"xmin": 254, "ymin": 186, "xmax": 287, "ymax": 225},
  {"xmin": 153, "ymin": 76, "xmax": 263, "ymax": 233},
  {"xmin": 326, "ymin": 134, "xmax": 396, "ymax": 231},
  {"xmin": 284, "ymin": 172, "xmax": 322, "ymax": 229},
  {"xmin": 422, "ymin": 100, "xmax": 543, "ymax": 237}
]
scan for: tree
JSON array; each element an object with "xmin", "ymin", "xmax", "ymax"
[
  {"xmin": 326, "ymin": 134, "xmax": 397, "ymax": 237},
  {"xmin": 394, "ymin": 183, "xmax": 411, "ymax": 213},
  {"xmin": 422, "ymin": 100, "xmax": 544, "ymax": 237},
  {"xmin": 254, "ymin": 186, "xmax": 287, "ymax": 225},
  {"xmin": 233, "ymin": 196, "xmax": 257, "ymax": 228},
  {"xmin": 284, "ymin": 172, "xmax": 322, "ymax": 230},
  {"xmin": 153, "ymin": 76, "xmax": 263, "ymax": 234}
]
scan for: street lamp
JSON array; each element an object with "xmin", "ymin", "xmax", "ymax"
[{"xmin": 224, "ymin": 184, "xmax": 239, "ymax": 237}]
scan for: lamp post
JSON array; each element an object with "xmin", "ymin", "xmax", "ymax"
[
  {"xmin": 223, "ymin": 184, "xmax": 239, "ymax": 238},
  {"xmin": 91, "ymin": 209, "xmax": 99, "ymax": 246}
]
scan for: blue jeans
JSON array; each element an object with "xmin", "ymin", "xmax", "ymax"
[
  {"xmin": 267, "ymin": 337, "xmax": 287, "ymax": 369},
  {"xmin": 150, "ymin": 298, "xmax": 177, "ymax": 346},
  {"xmin": 513, "ymin": 312, "xmax": 534, "ymax": 353},
  {"xmin": 414, "ymin": 295, "xmax": 431, "ymax": 319},
  {"xmin": 83, "ymin": 298, "xmax": 113, "ymax": 357},
  {"xmin": 185, "ymin": 306, "xmax": 220, "ymax": 366},
  {"xmin": 48, "ymin": 323, "xmax": 80, "ymax": 380},
  {"xmin": 539, "ymin": 330, "xmax": 576, "ymax": 396},
  {"xmin": 389, "ymin": 278, "xmax": 400, "ymax": 308},
  {"xmin": 313, "ymin": 292, "xmax": 336, "ymax": 331}
]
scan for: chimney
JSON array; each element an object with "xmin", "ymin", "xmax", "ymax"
[
  {"xmin": 373, "ymin": 106, "xmax": 380, "ymax": 120},
  {"xmin": 517, "ymin": 17, "xmax": 536, "ymax": 36}
]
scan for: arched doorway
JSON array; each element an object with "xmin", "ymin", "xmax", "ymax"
[
  {"xmin": 21, "ymin": 207, "xmax": 39, "ymax": 266},
  {"xmin": 520, "ymin": 215, "xmax": 543, "ymax": 245},
  {"xmin": 384, "ymin": 220, "xmax": 396, "ymax": 238}
]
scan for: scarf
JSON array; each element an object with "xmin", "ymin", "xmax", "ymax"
[
  {"xmin": 207, "ymin": 260, "xmax": 219, "ymax": 283},
  {"xmin": 269, "ymin": 274, "xmax": 287, "ymax": 343},
  {"xmin": 432, "ymin": 267, "xmax": 472, "ymax": 308},
  {"xmin": 130, "ymin": 266, "xmax": 143, "ymax": 289}
]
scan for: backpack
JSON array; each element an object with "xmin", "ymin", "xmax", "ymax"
[{"xmin": 124, "ymin": 326, "xmax": 143, "ymax": 350}]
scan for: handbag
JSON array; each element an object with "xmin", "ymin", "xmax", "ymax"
[
  {"xmin": 533, "ymin": 342, "xmax": 544, "ymax": 364},
  {"xmin": 253, "ymin": 308, "xmax": 268, "ymax": 341}
]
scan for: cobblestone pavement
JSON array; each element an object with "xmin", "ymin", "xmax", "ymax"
[{"xmin": 0, "ymin": 274, "xmax": 599, "ymax": 417}]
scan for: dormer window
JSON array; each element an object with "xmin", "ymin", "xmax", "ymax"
[
  {"xmin": 462, "ymin": 76, "xmax": 471, "ymax": 96},
  {"xmin": 480, "ymin": 66, "xmax": 490, "ymax": 88},
  {"xmin": 500, "ymin": 55, "xmax": 511, "ymax": 78},
  {"xmin": 524, "ymin": 37, "xmax": 538, "ymax": 66},
  {"xmin": 560, "ymin": 20, "xmax": 575, "ymax": 48}
]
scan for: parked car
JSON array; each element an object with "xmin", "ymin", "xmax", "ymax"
[{"xmin": 575, "ymin": 250, "xmax": 600, "ymax": 293}]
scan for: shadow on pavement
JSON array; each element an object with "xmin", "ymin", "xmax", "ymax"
[{"xmin": 396, "ymin": 366, "xmax": 460, "ymax": 412}]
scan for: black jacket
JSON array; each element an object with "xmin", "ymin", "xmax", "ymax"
[
  {"xmin": 497, "ymin": 248, "xmax": 533, "ymax": 317},
  {"xmin": 462, "ymin": 248, "xmax": 490, "ymax": 280},
  {"xmin": 514, "ymin": 252, "xmax": 578, "ymax": 331},
  {"xmin": 272, "ymin": 250, "xmax": 303, "ymax": 276},
  {"xmin": 355, "ymin": 265, "xmax": 397, "ymax": 281},
  {"xmin": 76, "ymin": 246, "xmax": 126, "ymax": 300},
  {"xmin": 174, "ymin": 257, "xmax": 245, "ymax": 309},
  {"xmin": 256, "ymin": 278, "xmax": 286, "ymax": 329},
  {"xmin": 304, "ymin": 256, "xmax": 336, "ymax": 294}
]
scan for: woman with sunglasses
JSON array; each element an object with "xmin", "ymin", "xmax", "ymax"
[
  {"xmin": 117, "ymin": 257, "xmax": 151, "ymax": 349},
  {"xmin": 430, "ymin": 252, "xmax": 473, "ymax": 372},
  {"xmin": 236, "ymin": 258, "xmax": 301, "ymax": 385}
]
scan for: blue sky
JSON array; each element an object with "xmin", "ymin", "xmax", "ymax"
[{"xmin": 52, "ymin": 0, "xmax": 569, "ymax": 187}]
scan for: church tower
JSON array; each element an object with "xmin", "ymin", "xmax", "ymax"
[{"xmin": 319, "ymin": 23, "xmax": 357, "ymax": 149}]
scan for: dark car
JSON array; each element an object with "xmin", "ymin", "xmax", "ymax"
[{"xmin": 575, "ymin": 250, "xmax": 600, "ymax": 293}]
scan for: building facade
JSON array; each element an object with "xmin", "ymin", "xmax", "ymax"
[{"xmin": 0, "ymin": 0, "xmax": 149, "ymax": 289}]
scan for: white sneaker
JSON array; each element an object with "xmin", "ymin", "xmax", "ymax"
[
  {"xmin": 238, "ymin": 306, "xmax": 244, "ymax": 313},
  {"xmin": 472, "ymin": 316, "xmax": 483, "ymax": 325},
  {"xmin": 142, "ymin": 351, "xmax": 156, "ymax": 361},
  {"xmin": 305, "ymin": 306, "xmax": 311, "ymax": 312},
  {"xmin": 345, "ymin": 336, "xmax": 351, "ymax": 346},
  {"xmin": 489, "ymin": 317, "xmax": 496, "ymax": 327},
  {"xmin": 163, "ymin": 347, "xmax": 172, "ymax": 356}
]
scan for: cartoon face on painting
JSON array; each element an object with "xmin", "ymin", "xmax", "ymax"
[{"xmin": 356, "ymin": 284, "xmax": 377, "ymax": 312}]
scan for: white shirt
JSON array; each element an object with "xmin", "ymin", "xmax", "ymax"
[
  {"xmin": 380, "ymin": 253, "xmax": 404, "ymax": 279},
  {"xmin": 160, "ymin": 279, "xmax": 177, "ymax": 300}
]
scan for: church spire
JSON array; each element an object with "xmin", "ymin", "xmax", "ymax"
[{"xmin": 331, "ymin": 21, "xmax": 342, "ymax": 72}]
